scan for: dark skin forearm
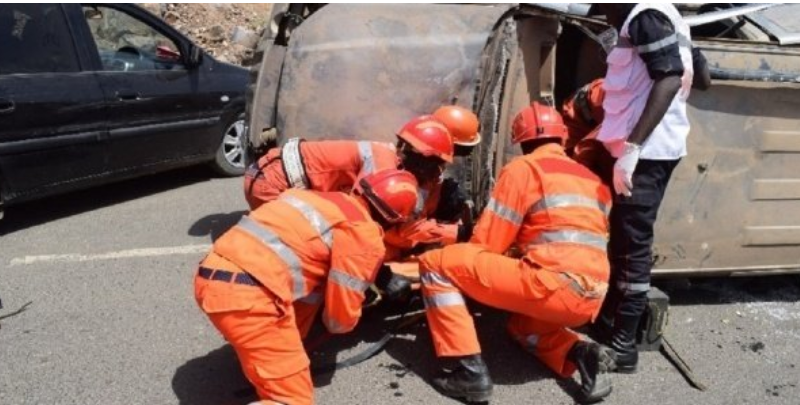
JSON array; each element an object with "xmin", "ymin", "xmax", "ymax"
[{"xmin": 627, "ymin": 75, "xmax": 682, "ymax": 145}]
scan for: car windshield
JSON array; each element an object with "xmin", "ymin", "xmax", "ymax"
[{"xmin": 745, "ymin": 3, "xmax": 800, "ymax": 44}]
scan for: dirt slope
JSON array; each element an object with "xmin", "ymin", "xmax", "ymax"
[{"xmin": 139, "ymin": 3, "xmax": 273, "ymax": 66}]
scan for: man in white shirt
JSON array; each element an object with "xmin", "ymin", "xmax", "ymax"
[{"xmin": 591, "ymin": 3, "xmax": 694, "ymax": 374}]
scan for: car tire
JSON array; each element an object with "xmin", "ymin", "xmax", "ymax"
[{"xmin": 211, "ymin": 113, "xmax": 247, "ymax": 177}]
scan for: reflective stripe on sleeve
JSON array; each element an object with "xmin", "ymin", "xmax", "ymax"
[
  {"xmin": 420, "ymin": 272, "xmax": 454, "ymax": 287},
  {"xmin": 486, "ymin": 197, "xmax": 524, "ymax": 226},
  {"xmin": 635, "ymin": 33, "xmax": 677, "ymax": 54},
  {"xmin": 329, "ymin": 269, "xmax": 371, "ymax": 293},
  {"xmin": 423, "ymin": 292, "xmax": 466, "ymax": 309}
]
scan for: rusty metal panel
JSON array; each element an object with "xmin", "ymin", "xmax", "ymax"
[{"xmin": 275, "ymin": 4, "xmax": 511, "ymax": 146}]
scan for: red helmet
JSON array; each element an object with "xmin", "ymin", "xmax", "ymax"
[
  {"xmin": 511, "ymin": 102, "xmax": 568, "ymax": 145},
  {"xmin": 354, "ymin": 169, "xmax": 419, "ymax": 225},
  {"xmin": 433, "ymin": 106, "xmax": 481, "ymax": 147},
  {"xmin": 396, "ymin": 115, "xmax": 454, "ymax": 163}
]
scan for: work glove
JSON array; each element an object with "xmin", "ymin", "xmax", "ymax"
[
  {"xmin": 374, "ymin": 265, "xmax": 413, "ymax": 302},
  {"xmin": 457, "ymin": 221, "xmax": 474, "ymax": 243},
  {"xmin": 612, "ymin": 142, "xmax": 641, "ymax": 197},
  {"xmin": 434, "ymin": 178, "xmax": 470, "ymax": 223}
]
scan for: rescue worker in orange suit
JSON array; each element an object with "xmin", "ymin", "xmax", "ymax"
[
  {"xmin": 590, "ymin": 4, "xmax": 695, "ymax": 375},
  {"xmin": 417, "ymin": 102, "xmax": 616, "ymax": 404},
  {"xmin": 383, "ymin": 106, "xmax": 481, "ymax": 255},
  {"xmin": 242, "ymin": 113, "xmax": 473, "ymax": 251},
  {"xmin": 243, "ymin": 138, "xmax": 399, "ymax": 210},
  {"xmin": 195, "ymin": 169, "xmax": 419, "ymax": 405},
  {"xmin": 561, "ymin": 79, "xmax": 615, "ymax": 185},
  {"xmin": 377, "ymin": 106, "xmax": 482, "ymax": 299}
]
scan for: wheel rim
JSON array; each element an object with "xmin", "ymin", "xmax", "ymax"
[{"xmin": 223, "ymin": 119, "xmax": 246, "ymax": 169}]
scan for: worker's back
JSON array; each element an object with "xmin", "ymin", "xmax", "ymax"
[
  {"xmin": 215, "ymin": 189, "xmax": 385, "ymax": 303},
  {"xmin": 519, "ymin": 147, "xmax": 611, "ymax": 283}
]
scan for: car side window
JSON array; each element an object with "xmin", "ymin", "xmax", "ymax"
[
  {"xmin": 0, "ymin": 4, "xmax": 81, "ymax": 74},
  {"xmin": 82, "ymin": 6, "xmax": 185, "ymax": 72}
]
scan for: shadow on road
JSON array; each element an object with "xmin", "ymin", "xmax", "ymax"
[
  {"xmin": 188, "ymin": 211, "xmax": 247, "ymax": 242},
  {"xmin": 0, "ymin": 166, "xmax": 214, "ymax": 236},
  {"xmin": 172, "ymin": 344, "xmax": 256, "ymax": 405},
  {"xmin": 170, "ymin": 276, "xmax": 800, "ymax": 404},
  {"xmin": 656, "ymin": 275, "xmax": 800, "ymax": 306}
]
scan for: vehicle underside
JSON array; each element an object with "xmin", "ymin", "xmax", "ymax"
[{"xmin": 247, "ymin": 3, "xmax": 800, "ymax": 278}]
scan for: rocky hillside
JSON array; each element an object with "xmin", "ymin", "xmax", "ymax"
[{"xmin": 139, "ymin": 3, "xmax": 272, "ymax": 66}]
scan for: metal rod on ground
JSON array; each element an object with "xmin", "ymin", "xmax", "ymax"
[
  {"xmin": 0, "ymin": 301, "xmax": 33, "ymax": 329},
  {"xmin": 660, "ymin": 336, "xmax": 708, "ymax": 391}
]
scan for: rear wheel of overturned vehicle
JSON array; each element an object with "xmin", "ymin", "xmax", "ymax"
[{"xmin": 211, "ymin": 113, "xmax": 247, "ymax": 177}]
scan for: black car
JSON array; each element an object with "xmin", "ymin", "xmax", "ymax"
[{"xmin": 0, "ymin": 4, "xmax": 249, "ymax": 218}]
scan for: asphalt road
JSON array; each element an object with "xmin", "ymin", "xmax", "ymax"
[{"xmin": 1, "ymin": 167, "xmax": 799, "ymax": 405}]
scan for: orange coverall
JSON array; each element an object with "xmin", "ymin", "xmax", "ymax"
[
  {"xmin": 243, "ymin": 139, "xmax": 399, "ymax": 210},
  {"xmin": 195, "ymin": 189, "xmax": 386, "ymax": 404},
  {"xmin": 562, "ymin": 79, "xmax": 614, "ymax": 184},
  {"xmin": 418, "ymin": 143, "xmax": 612, "ymax": 378}
]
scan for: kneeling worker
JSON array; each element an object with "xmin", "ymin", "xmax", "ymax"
[
  {"xmin": 417, "ymin": 102, "xmax": 615, "ymax": 403},
  {"xmin": 196, "ymin": 169, "xmax": 419, "ymax": 405}
]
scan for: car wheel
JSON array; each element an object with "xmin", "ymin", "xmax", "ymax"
[{"xmin": 212, "ymin": 113, "xmax": 246, "ymax": 176}]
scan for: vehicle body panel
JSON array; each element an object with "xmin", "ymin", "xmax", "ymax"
[
  {"xmin": 275, "ymin": 4, "xmax": 509, "ymax": 145},
  {"xmin": 0, "ymin": 4, "xmax": 109, "ymax": 202}
]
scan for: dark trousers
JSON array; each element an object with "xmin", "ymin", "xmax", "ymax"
[{"xmin": 598, "ymin": 158, "xmax": 680, "ymax": 345}]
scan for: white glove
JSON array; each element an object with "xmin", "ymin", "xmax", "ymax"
[{"xmin": 612, "ymin": 142, "xmax": 641, "ymax": 197}]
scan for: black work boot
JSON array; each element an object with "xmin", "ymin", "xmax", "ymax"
[
  {"xmin": 432, "ymin": 354, "xmax": 493, "ymax": 403},
  {"xmin": 588, "ymin": 314, "xmax": 614, "ymax": 346},
  {"xmin": 568, "ymin": 341, "xmax": 615, "ymax": 403},
  {"xmin": 609, "ymin": 313, "xmax": 641, "ymax": 374}
]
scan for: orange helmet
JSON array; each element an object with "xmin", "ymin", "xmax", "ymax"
[
  {"xmin": 396, "ymin": 115, "xmax": 454, "ymax": 163},
  {"xmin": 511, "ymin": 102, "xmax": 568, "ymax": 145},
  {"xmin": 355, "ymin": 169, "xmax": 419, "ymax": 225},
  {"xmin": 433, "ymin": 106, "xmax": 481, "ymax": 147}
]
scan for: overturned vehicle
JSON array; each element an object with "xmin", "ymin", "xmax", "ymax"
[{"xmin": 246, "ymin": 3, "xmax": 800, "ymax": 277}]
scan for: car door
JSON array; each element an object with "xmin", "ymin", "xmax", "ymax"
[
  {"xmin": 0, "ymin": 4, "xmax": 108, "ymax": 205},
  {"xmin": 79, "ymin": 4, "xmax": 222, "ymax": 173}
]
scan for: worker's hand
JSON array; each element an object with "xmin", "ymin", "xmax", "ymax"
[{"xmin": 612, "ymin": 142, "xmax": 641, "ymax": 197}]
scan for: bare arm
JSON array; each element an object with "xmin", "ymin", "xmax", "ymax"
[{"xmin": 627, "ymin": 75, "xmax": 681, "ymax": 146}]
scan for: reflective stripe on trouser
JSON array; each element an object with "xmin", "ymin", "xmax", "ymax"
[
  {"xmin": 195, "ymin": 254, "xmax": 313, "ymax": 405},
  {"xmin": 418, "ymin": 243, "xmax": 601, "ymax": 377},
  {"xmin": 419, "ymin": 258, "xmax": 480, "ymax": 357},
  {"xmin": 506, "ymin": 314, "xmax": 580, "ymax": 378}
]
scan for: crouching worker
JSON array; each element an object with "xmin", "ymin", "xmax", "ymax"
[
  {"xmin": 417, "ymin": 102, "xmax": 616, "ymax": 403},
  {"xmin": 195, "ymin": 169, "xmax": 418, "ymax": 405}
]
